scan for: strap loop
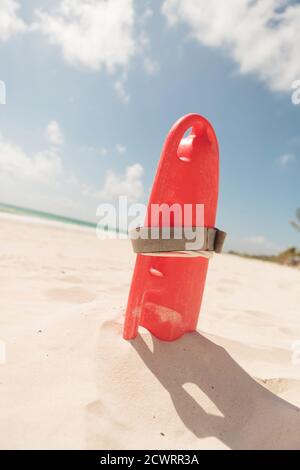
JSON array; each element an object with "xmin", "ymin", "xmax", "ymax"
[{"xmin": 130, "ymin": 226, "xmax": 226, "ymax": 258}]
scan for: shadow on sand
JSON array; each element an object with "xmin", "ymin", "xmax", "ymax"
[{"xmin": 131, "ymin": 331, "xmax": 300, "ymax": 449}]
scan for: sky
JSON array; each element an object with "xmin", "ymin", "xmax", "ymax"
[{"xmin": 0, "ymin": 0, "xmax": 300, "ymax": 254}]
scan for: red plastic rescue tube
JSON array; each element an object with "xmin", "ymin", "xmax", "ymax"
[{"xmin": 123, "ymin": 114, "xmax": 219, "ymax": 341}]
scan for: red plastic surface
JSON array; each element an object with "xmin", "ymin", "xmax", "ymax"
[{"xmin": 123, "ymin": 114, "xmax": 219, "ymax": 341}]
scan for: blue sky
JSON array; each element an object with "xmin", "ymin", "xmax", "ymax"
[{"xmin": 0, "ymin": 0, "xmax": 300, "ymax": 254}]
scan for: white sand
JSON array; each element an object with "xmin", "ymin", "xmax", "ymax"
[{"xmin": 0, "ymin": 216, "xmax": 300, "ymax": 450}]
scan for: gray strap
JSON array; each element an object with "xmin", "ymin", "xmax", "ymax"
[{"xmin": 130, "ymin": 226, "xmax": 226, "ymax": 257}]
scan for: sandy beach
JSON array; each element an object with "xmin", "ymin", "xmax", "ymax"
[{"xmin": 1, "ymin": 215, "xmax": 300, "ymax": 450}]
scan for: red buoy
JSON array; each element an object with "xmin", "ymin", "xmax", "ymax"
[{"xmin": 123, "ymin": 114, "xmax": 220, "ymax": 341}]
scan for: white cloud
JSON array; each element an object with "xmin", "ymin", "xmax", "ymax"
[
  {"xmin": 143, "ymin": 57, "xmax": 160, "ymax": 75},
  {"xmin": 0, "ymin": 0, "xmax": 27, "ymax": 41},
  {"xmin": 33, "ymin": 0, "xmax": 136, "ymax": 72},
  {"xmin": 162, "ymin": 0, "xmax": 300, "ymax": 92},
  {"xmin": 290, "ymin": 136, "xmax": 300, "ymax": 147},
  {"xmin": 116, "ymin": 144, "xmax": 126, "ymax": 154},
  {"xmin": 243, "ymin": 235, "xmax": 269, "ymax": 246},
  {"xmin": 32, "ymin": 1, "xmax": 158, "ymax": 101},
  {"xmin": 46, "ymin": 120, "xmax": 64, "ymax": 146},
  {"xmin": 0, "ymin": 131, "xmax": 144, "ymax": 220},
  {"xmin": 138, "ymin": 9, "xmax": 160, "ymax": 76},
  {"xmin": 0, "ymin": 134, "xmax": 62, "ymax": 183},
  {"xmin": 114, "ymin": 79, "xmax": 130, "ymax": 103},
  {"xmin": 239, "ymin": 235, "xmax": 280, "ymax": 255},
  {"xmin": 141, "ymin": 7, "xmax": 153, "ymax": 23},
  {"xmin": 98, "ymin": 147, "xmax": 108, "ymax": 156},
  {"xmin": 79, "ymin": 145, "xmax": 108, "ymax": 156},
  {"xmin": 278, "ymin": 153, "xmax": 296, "ymax": 166},
  {"xmin": 99, "ymin": 164, "xmax": 144, "ymax": 202},
  {"xmin": 291, "ymin": 79, "xmax": 300, "ymax": 105}
]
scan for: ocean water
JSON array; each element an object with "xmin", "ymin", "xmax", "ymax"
[
  {"xmin": 0, "ymin": 202, "xmax": 97, "ymax": 230},
  {"xmin": 0, "ymin": 202, "xmax": 127, "ymax": 236}
]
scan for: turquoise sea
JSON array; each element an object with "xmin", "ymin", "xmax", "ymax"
[
  {"xmin": 0, "ymin": 202, "xmax": 97, "ymax": 230},
  {"xmin": 0, "ymin": 202, "xmax": 126, "ymax": 234}
]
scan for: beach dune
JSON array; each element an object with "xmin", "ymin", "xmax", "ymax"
[{"xmin": 0, "ymin": 216, "xmax": 300, "ymax": 449}]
